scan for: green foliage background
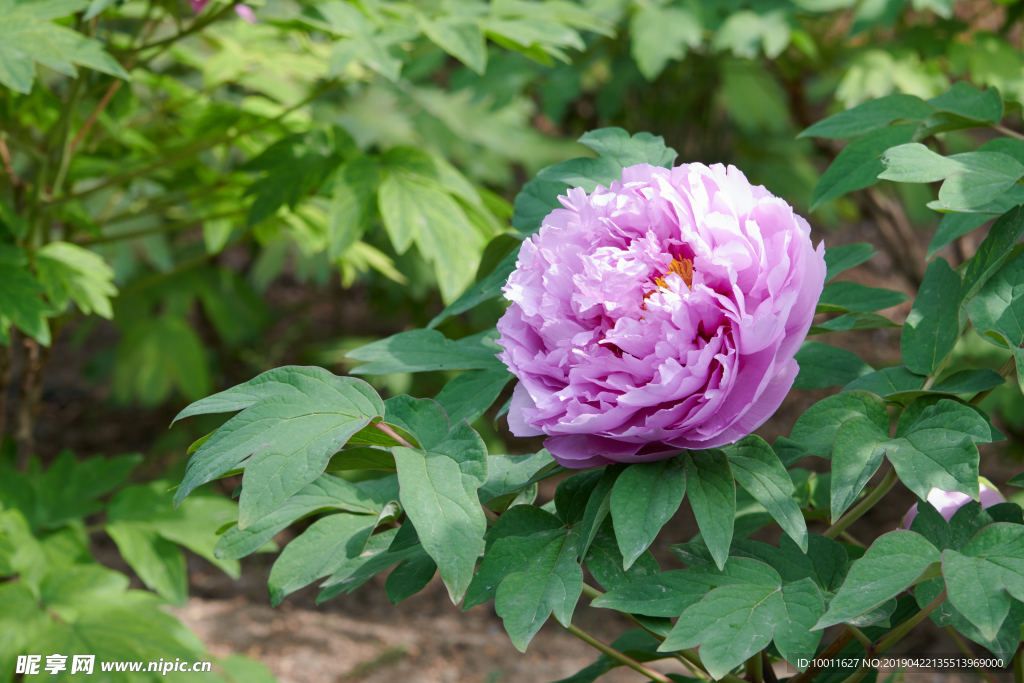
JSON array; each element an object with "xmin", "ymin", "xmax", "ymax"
[{"xmin": 5, "ymin": 0, "xmax": 1024, "ymax": 681}]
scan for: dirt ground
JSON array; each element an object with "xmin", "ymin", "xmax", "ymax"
[{"xmin": 28, "ymin": 218, "xmax": 1024, "ymax": 682}]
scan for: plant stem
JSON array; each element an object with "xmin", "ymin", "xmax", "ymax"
[
  {"xmin": 126, "ymin": 2, "xmax": 236, "ymax": 56},
  {"xmin": 825, "ymin": 466, "xmax": 898, "ymax": 539},
  {"xmin": 838, "ymin": 531, "xmax": 866, "ymax": 548},
  {"xmin": 562, "ymin": 623, "xmax": 672, "ymax": 683},
  {"xmin": 846, "ymin": 625, "xmax": 872, "ymax": 651},
  {"xmin": 374, "ymin": 422, "xmax": 415, "ymax": 449},
  {"xmin": 873, "ymin": 589, "xmax": 947, "ymax": 653},
  {"xmin": 945, "ymin": 626, "xmax": 997, "ymax": 683},
  {"xmin": 997, "ymin": 125, "xmax": 1024, "ymax": 141},
  {"xmin": 745, "ymin": 652, "xmax": 763, "ymax": 683}
]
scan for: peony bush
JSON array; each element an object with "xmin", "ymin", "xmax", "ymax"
[{"xmin": 176, "ymin": 84, "xmax": 1024, "ymax": 683}]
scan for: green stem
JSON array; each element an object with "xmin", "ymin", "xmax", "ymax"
[
  {"xmin": 745, "ymin": 652, "xmax": 763, "ymax": 683},
  {"xmin": 846, "ymin": 625, "xmax": 872, "ymax": 651},
  {"xmin": 374, "ymin": 422, "xmax": 414, "ymax": 449},
  {"xmin": 126, "ymin": 2, "xmax": 236, "ymax": 56},
  {"xmin": 786, "ymin": 628, "xmax": 856, "ymax": 683},
  {"xmin": 873, "ymin": 589, "xmax": 947, "ymax": 653},
  {"xmin": 562, "ymin": 623, "xmax": 672, "ymax": 683},
  {"xmin": 838, "ymin": 531, "xmax": 866, "ymax": 548},
  {"xmin": 825, "ymin": 466, "xmax": 898, "ymax": 539},
  {"xmin": 997, "ymin": 125, "xmax": 1024, "ymax": 141}
]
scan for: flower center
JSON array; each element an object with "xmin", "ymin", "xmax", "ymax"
[{"xmin": 644, "ymin": 257, "xmax": 693, "ymax": 303}]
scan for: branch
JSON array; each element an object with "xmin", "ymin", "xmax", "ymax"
[
  {"xmin": 786, "ymin": 628, "xmax": 856, "ymax": 683},
  {"xmin": 374, "ymin": 421, "xmax": 415, "ymax": 449},
  {"xmin": 562, "ymin": 623, "xmax": 673, "ymax": 683},
  {"xmin": 873, "ymin": 589, "xmax": 947, "ymax": 653}
]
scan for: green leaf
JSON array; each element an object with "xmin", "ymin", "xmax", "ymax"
[
  {"xmin": 464, "ymin": 505, "xmax": 564, "ymax": 608},
  {"xmin": 428, "ymin": 244, "xmax": 520, "ymax": 329},
  {"xmin": 798, "ymin": 93, "xmax": 935, "ymax": 139},
  {"xmin": 726, "ymin": 435, "xmax": 807, "ymax": 551},
  {"xmin": 576, "ymin": 464, "xmax": 625, "ymax": 563},
  {"xmin": 968, "ymin": 248, "xmax": 1024, "ymax": 353},
  {"xmin": 810, "ymin": 124, "xmax": 917, "ymax": 210},
  {"xmin": 478, "ymin": 450, "xmax": 554, "ymax": 512},
  {"xmin": 434, "ymin": 369, "xmax": 513, "ymax": 427},
  {"xmin": 809, "ymin": 311, "xmax": 900, "ymax": 334},
  {"xmin": 657, "ymin": 561, "xmax": 825, "ymax": 678},
  {"xmin": 824, "ymin": 243, "xmax": 878, "ymax": 283},
  {"xmin": 928, "ymin": 212, "xmax": 991, "ymax": 260},
  {"xmin": 878, "ymin": 143, "xmax": 962, "ymax": 182},
  {"xmin": 584, "ymin": 518, "xmax": 661, "ymax": 592},
  {"xmin": 317, "ymin": 527, "xmax": 421, "ymax": 599},
  {"xmin": 814, "ymin": 530, "xmax": 940, "ymax": 630},
  {"xmin": 629, "ymin": 5, "xmax": 701, "ymax": 80},
  {"xmin": 577, "ymin": 128, "xmax": 679, "ymax": 172},
  {"xmin": 942, "ymin": 523, "xmax": 1024, "ymax": 640},
  {"xmin": 928, "ymin": 82, "xmax": 1004, "ymax": 125},
  {"xmin": 684, "ymin": 449, "xmax": 735, "ymax": 571},
  {"xmin": 394, "ymin": 416, "xmax": 488, "ymax": 603},
  {"xmin": 793, "ymin": 342, "xmax": 874, "ymax": 390},
  {"xmin": 326, "ymin": 446, "xmax": 397, "ymax": 472},
  {"xmin": 818, "ymin": 281, "xmax": 908, "ymax": 313},
  {"xmin": 885, "ymin": 369, "xmax": 1007, "ymax": 404},
  {"xmin": 937, "ymin": 153, "xmax": 1024, "ymax": 210},
  {"xmin": 346, "ymin": 328, "xmax": 504, "ymax": 375},
  {"xmin": 35, "ymin": 242, "xmax": 117, "ymax": 319},
  {"xmin": 842, "ymin": 364, "xmax": 925, "ymax": 397},
  {"xmin": 328, "ymin": 157, "xmax": 380, "ymax": 259},
  {"xmin": 788, "ymin": 391, "xmax": 889, "ymax": 460},
  {"xmin": 610, "ymin": 456, "xmax": 686, "ymax": 570},
  {"xmin": 378, "ymin": 173, "xmax": 484, "ymax": 303},
  {"xmin": 267, "ymin": 513, "xmax": 376, "ymax": 606},
  {"xmin": 901, "ymin": 257, "xmax": 962, "ymax": 376},
  {"xmin": 420, "ymin": 16, "xmax": 487, "ymax": 74},
  {"xmin": 215, "ymin": 474, "xmax": 392, "ymax": 559},
  {"xmin": 829, "ymin": 416, "xmax": 889, "ymax": 521},
  {"xmin": 512, "ymin": 177, "xmax": 566, "ymax": 235},
  {"xmin": 960, "ymin": 206, "xmax": 1024, "ymax": 318},
  {"xmin": 554, "ymin": 470, "xmax": 604, "ymax": 526},
  {"xmin": 104, "ymin": 524, "xmax": 186, "ymax": 604},
  {"xmin": 0, "ymin": 261, "xmax": 51, "ymax": 345},
  {"xmin": 0, "ymin": 1, "xmax": 129, "ymax": 93},
  {"xmin": 730, "ymin": 534, "xmax": 850, "ymax": 593},
  {"xmin": 385, "ymin": 545, "xmax": 438, "ymax": 604},
  {"xmin": 495, "ymin": 525, "xmax": 583, "ymax": 651},
  {"xmin": 174, "ymin": 367, "xmax": 384, "ymax": 530}
]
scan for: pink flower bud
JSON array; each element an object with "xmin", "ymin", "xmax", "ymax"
[
  {"xmin": 234, "ymin": 4, "xmax": 256, "ymax": 23},
  {"xmin": 189, "ymin": 0, "xmax": 209, "ymax": 12},
  {"xmin": 901, "ymin": 479, "xmax": 1005, "ymax": 529}
]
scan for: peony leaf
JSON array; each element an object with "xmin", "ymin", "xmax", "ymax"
[
  {"xmin": 818, "ymin": 281, "xmax": 908, "ymax": 313},
  {"xmin": 829, "ymin": 416, "xmax": 889, "ymax": 522},
  {"xmin": 810, "ymin": 124, "xmax": 916, "ymax": 210},
  {"xmin": 928, "ymin": 212, "xmax": 991, "ymax": 259},
  {"xmin": 575, "ymin": 465, "xmax": 625, "ymax": 562},
  {"xmin": 798, "ymin": 93, "xmax": 934, "ymax": 139},
  {"xmin": 173, "ymin": 368, "xmax": 385, "ymax": 530},
  {"xmin": 495, "ymin": 526, "xmax": 584, "ymax": 651},
  {"xmin": 824, "ymin": 242, "xmax": 878, "ymax": 283},
  {"xmin": 959, "ymin": 206, "xmax": 1024, "ymax": 321},
  {"xmin": 584, "ymin": 518, "xmax": 661, "ymax": 592},
  {"xmin": 793, "ymin": 342, "xmax": 874, "ymax": 389},
  {"xmin": 942, "ymin": 523, "xmax": 1024, "ymax": 640},
  {"xmin": 901, "ymin": 257, "xmax": 962, "ymax": 376},
  {"xmin": 788, "ymin": 391, "xmax": 888, "ymax": 460},
  {"xmin": 267, "ymin": 513, "xmax": 377, "ymax": 606},
  {"xmin": 842, "ymin": 364, "xmax": 925, "ymax": 397},
  {"xmin": 968, "ymin": 248, "xmax": 1024, "ymax": 355},
  {"xmin": 420, "ymin": 16, "xmax": 487, "ymax": 75},
  {"xmin": 808, "ymin": 311, "xmax": 900, "ymax": 335},
  {"xmin": 684, "ymin": 449, "xmax": 735, "ymax": 571},
  {"xmin": 928, "ymin": 82, "xmax": 1004, "ymax": 125},
  {"xmin": 385, "ymin": 546, "xmax": 437, "ymax": 605},
  {"xmin": 215, "ymin": 474, "xmax": 394, "ymax": 560},
  {"xmin": 726, "ymin": 436, "xmax": 807, "ymax": 552},
  {"xmin": 477, "ymin": 450, "xmax": 554, "ymax": 512},
  {"xmin": 346, "ymin": 328, "xmax": 504, "ymax": 375},
  {"xmin": 729, "ymin": 535, "xmax": 849, "ymax": 593},
  {"xmin": 814, "ymin": 530, "xmax": 940, "ymax": 630},
  {"xmin": 317, "ymin": 528, "xmax": 422, "ymax": 602},
  {"xmin": 433, "ymin": 368, "xmax": 514, "ymax": 427},
  {"xmin": 610, "ymin": 456, "xmax": 687, "ymax": 570},
  {"xmin": 629, "ymin": 5, "xmax": 701, "ymax": 81},
  {"xmin": 393, "ymin": 411, "xmax": 488, "ymax": 603},
  {"xmin": 428, "ymin": 242, "xmax": 521, "ymax": 329}
]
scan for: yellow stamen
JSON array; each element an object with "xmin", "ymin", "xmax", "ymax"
[{"xmin": 646, "ymin": 257, "xmax": 693, "ymax": 300}]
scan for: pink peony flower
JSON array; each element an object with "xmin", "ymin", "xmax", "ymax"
[
  {"xmin": 901, "ymin": 480, "xmax": 1005, "ymax": 529},
  {"xmin": 496, "ymin": 163, "xmax": 826, "ymax": 467},
  {"xmin": 189, "ymin": 0, "xmax": 208, "ymax": 11}
]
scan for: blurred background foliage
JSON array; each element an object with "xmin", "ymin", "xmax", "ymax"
[{"xmin": 4, "ymin": 1, "xmax": 1024, "ymax": 672}]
